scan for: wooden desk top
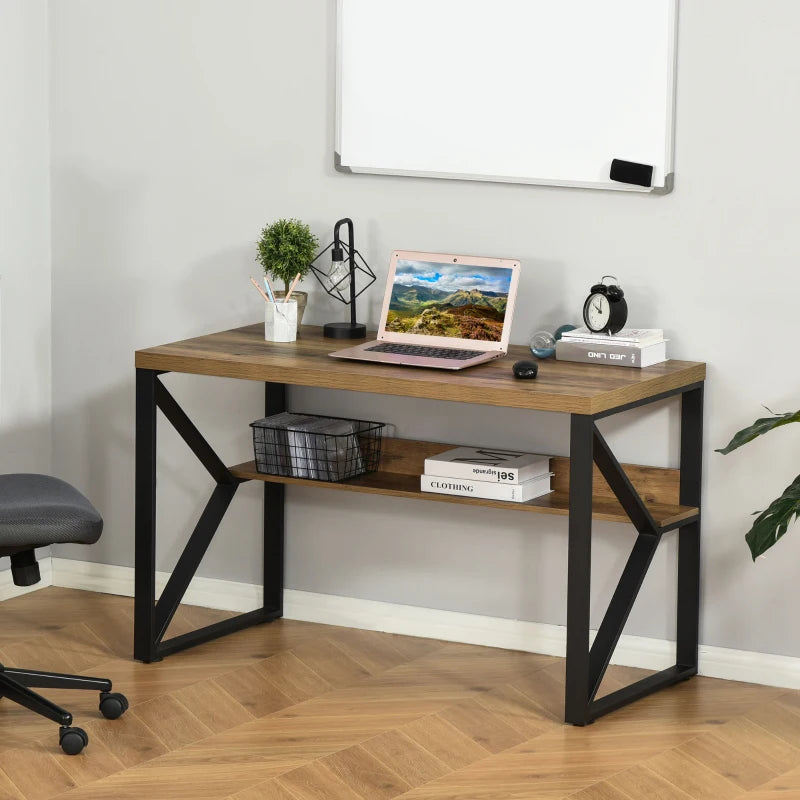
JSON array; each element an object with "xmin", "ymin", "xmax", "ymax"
[{"xmin": 135, "ymin": 324, "xmax": 705, "ymax": 415}]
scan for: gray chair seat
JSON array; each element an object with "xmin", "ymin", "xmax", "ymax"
[
  {"xmin": 0, "ymin": 472, "xmax": 124, "ymax": 755},
  {"xmin": 0, "ymin": 474, "xmax": 103, "ymax": 549}
]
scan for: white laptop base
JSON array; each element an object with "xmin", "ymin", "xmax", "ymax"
[
  {"xmin": 329, "ymin": 250, "xmax": 521, "ymax": 371},
  {"xmin": 329, "ymin": 341, "xmax": 504, "ymax": 370}
]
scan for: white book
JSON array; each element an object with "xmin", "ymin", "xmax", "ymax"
[
  {"xmin": 561, "ymin": 327, "xmax": 663, "ymax": 345},
  {"xmin": 555, "ymin": 339, "xmax": 667, "ymax": 368},
  {"xmin": 562, "ymin": 336, "xmax": 669, "ymax": 348},
  {"xmin": 421, "ymin": 473, "xmax": 553, "ymax": 502},
  {"xmin": 424, "ymin": 447, "xmax": 552, "ymax": 484}
]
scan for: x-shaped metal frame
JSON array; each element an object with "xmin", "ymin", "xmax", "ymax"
[
  {"xmin": 565, "ymin": 383, "xmax": 703, "ymax": 724},
  {"xmin": 133, "ymin": 366, "xmax": 703, "ymax": 724},
  {"xmin": 133, "ymin": 369, "xmax": 286, "ymax": 662}
]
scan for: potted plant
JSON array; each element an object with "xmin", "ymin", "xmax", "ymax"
[
  {"xmin": 718, "ymin": 406, "xmax": 800, "ymax": 559},
  {"xmin": 256, "ymin": 218, "xmax": 319, "ymax": 330}
]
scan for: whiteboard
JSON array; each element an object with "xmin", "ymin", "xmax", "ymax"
[{"xmin": 336, "ymin": 0, "xmax": 677, "ymax": 193}]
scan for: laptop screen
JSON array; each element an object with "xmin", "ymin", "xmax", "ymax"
[{"xmin": 386, "ymin": 258, "xmax": 514, "ymax": 342}]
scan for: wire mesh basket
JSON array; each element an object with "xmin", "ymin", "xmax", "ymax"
[{"xmin": 250, "ymin": 412, "xmax": 384, "ymax": 482}]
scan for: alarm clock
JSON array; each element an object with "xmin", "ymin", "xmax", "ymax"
[{"xmin": 582, "ymin": 276, "xmax": 628, "ymax": 335}]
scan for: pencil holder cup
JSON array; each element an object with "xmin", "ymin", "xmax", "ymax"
[{"xmin": 265, "ymin": 301, "xmax": 298, "ymax": 343}]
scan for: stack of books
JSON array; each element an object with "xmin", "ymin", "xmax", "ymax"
[
  {"xmin": 555, "ymin": 327, "xmax": 667, "ymax": 368},
  {"xmin": 421, "ymin": 446, "xmax": 553, "ymax": 503}
]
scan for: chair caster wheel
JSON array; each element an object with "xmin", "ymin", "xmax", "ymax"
[
  {"xmin": 99, "ymin": 691, "xmax": 129, "ymax": 720},
  {"xmin": 60, "ymin": 726, "xmax": 88, "ymax": 755}
]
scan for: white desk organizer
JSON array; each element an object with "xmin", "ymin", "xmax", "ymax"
[{"xmin": 264, "ymin": 300, "xmax": 297, "ymax": 342}]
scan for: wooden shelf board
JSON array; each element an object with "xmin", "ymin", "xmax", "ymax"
[{"xmin": 229, "ymin": 437, "xmax": 698, "ymax": 529}]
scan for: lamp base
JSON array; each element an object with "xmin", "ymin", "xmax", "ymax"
[{"xmin": 323, "ymin": 321, "xmax": 367, "ymax": 339}]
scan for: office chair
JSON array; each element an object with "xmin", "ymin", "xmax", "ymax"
[{"xmin": 0, "ymin": 474, "xmax": 128, "ymax": 754}]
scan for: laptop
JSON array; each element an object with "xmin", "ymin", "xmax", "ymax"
[{"xmin": 330, "ymin": 250, "xmax": 521, "ymax": 370}]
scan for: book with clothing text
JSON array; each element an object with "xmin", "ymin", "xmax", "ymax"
[{"xmin": 421, "ymin": 472, "xmax": 553, "ymax": 502}]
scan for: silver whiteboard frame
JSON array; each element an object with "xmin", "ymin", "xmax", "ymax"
[{"xmin": 334, "ymin": 0, "xmax": 678, "ymax": 194}]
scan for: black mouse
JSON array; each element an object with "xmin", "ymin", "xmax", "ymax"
[{"xmin": 512, "ymin": 360, "xmax": 539, "ymax": 379}]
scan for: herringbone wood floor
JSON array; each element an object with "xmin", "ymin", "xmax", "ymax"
[{"xmin": 0, "ymin": 588, "xmax": 797, "ymax": 800}]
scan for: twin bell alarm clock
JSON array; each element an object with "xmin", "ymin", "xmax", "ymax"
[{"xmin": 582, "ymin": 275, "xmax": 627, "ymax": 335}]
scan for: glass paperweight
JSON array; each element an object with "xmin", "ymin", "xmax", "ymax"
[
  {"xmin": 530, "ymin": 324, "xmax": 578, "ymax": 359},
  {"xmin": 530, "ymin": 330, "xmax": 557, "ymax": 359}
]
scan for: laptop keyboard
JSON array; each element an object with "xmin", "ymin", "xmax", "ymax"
[{"xmin": 366, "ymin": 343, "xmax": 484, "ymax": 361}]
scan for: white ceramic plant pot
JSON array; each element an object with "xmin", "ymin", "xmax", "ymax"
[{"xmin": 265, "ymin": 300, "xmax": 298, "ymax": 343}]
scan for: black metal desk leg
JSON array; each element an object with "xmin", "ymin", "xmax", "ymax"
[
  {"xmin": 134, "ymin": 368, "xmax": 158, "ymax": 662},
  {"xmin": 565, "ymin": 414, "xmax": 595, "ymax": 725},
  {"xmin": 677, "ymin": 386, "xmax": 703, "ymax": 671},
  {"xmin": 264, "ymin": 383, "xmax": 286, "ymax": 615}
]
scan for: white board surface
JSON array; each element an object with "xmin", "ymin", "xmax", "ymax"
[{"xmin": 336, "ymin": 0, "xmax": 677, "ymax": 193}]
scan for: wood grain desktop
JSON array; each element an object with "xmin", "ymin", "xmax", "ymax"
[{"xmin": 135, "ymin": 324, "xmax": 705, "ymax": 416}]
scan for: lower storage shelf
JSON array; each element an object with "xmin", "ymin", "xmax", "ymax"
[{"xmin": 229, "ymin": 437, "xmax": 698, "ymax": 529}]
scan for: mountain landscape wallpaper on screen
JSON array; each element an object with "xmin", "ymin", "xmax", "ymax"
[{"xmin": 386, "ymin": 260, "xmax": 512, "ymax": 341}]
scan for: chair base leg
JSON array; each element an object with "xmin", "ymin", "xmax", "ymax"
[
  {"xmin": 0, "ymin": 673, "xmax": 72, "ymax": 726},
  {"xmin": 0, "ymin": 665, "xmax": 128, "ymax": 754},
  {"xmin": 2, "ymin": 667, "xmax": 111, "ymax": 693}
]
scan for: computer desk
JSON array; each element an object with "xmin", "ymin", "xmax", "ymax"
[{"xmin": 134, "ymin": 323, "xmax": 705, "ymax": 726}]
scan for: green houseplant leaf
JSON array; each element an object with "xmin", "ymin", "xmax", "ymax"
[
  {"xmin": 716, "ymin": 408, "xmax": 800, "ymax": 455},
  {"xmin": 744, "ymin": 474, "xmax": 800, "ymax": 560},
  {"xmin": 718, "ymin": 405, "xmax": 800, "ymax": 559}
]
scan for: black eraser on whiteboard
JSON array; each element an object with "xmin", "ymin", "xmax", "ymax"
[{"xmin": 610, "ymin": 159, "xmax": 654, "ymax": 188}]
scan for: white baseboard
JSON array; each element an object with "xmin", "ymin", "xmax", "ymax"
[
  {"xmin": 34, "ymin": 557, "xmax": 799, "ymax": 691},
  {"xmin": 51, "ymin": 557, "xmax": 263, "ymax": 612}
]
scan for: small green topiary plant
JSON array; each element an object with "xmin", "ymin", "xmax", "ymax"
[{"xmin": 256, "ymin": 218, "xmax": 319, "ymax": 294}]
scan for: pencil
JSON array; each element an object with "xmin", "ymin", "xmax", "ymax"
[
  {"xmin": 284, "ymin": 273, "xmax": 301, "ymax": 303},
  {"xmin": 263, "ymin": 276, "xmax": 277, "ymax": 304},
  {"xmin": 250, "ymin": 276, "xmax": 271, "ymax": 304}
]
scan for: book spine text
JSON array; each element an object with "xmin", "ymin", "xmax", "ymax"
[
  {"xmin": 555, "ymin": 341, "xmax": 661, "ymax": 368},
  {"xmin": 420, "ymin": 475, "xmax": 551, "ymax": 502}
]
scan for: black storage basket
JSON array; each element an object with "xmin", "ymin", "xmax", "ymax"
[{"xmin": 250, "ymin": 413, "xmax": 384, "ymax": 482}]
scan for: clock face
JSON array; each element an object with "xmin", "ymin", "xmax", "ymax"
[{"xmin": 584, "ymin": 293, "xmax": 610, "ymax": 332}]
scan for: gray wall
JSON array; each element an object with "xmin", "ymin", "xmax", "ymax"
[
  {"xmin": 0, "ymin": 0, "xmax": 52, "ymax": 474},
  {"xmin": 50, "ymin": 0, "xmax": 800, "ymax": 657}
]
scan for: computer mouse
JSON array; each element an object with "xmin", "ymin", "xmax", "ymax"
[{"xmin": 512, "ymin": 360, "xmax": 539, "ymax": 379}]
